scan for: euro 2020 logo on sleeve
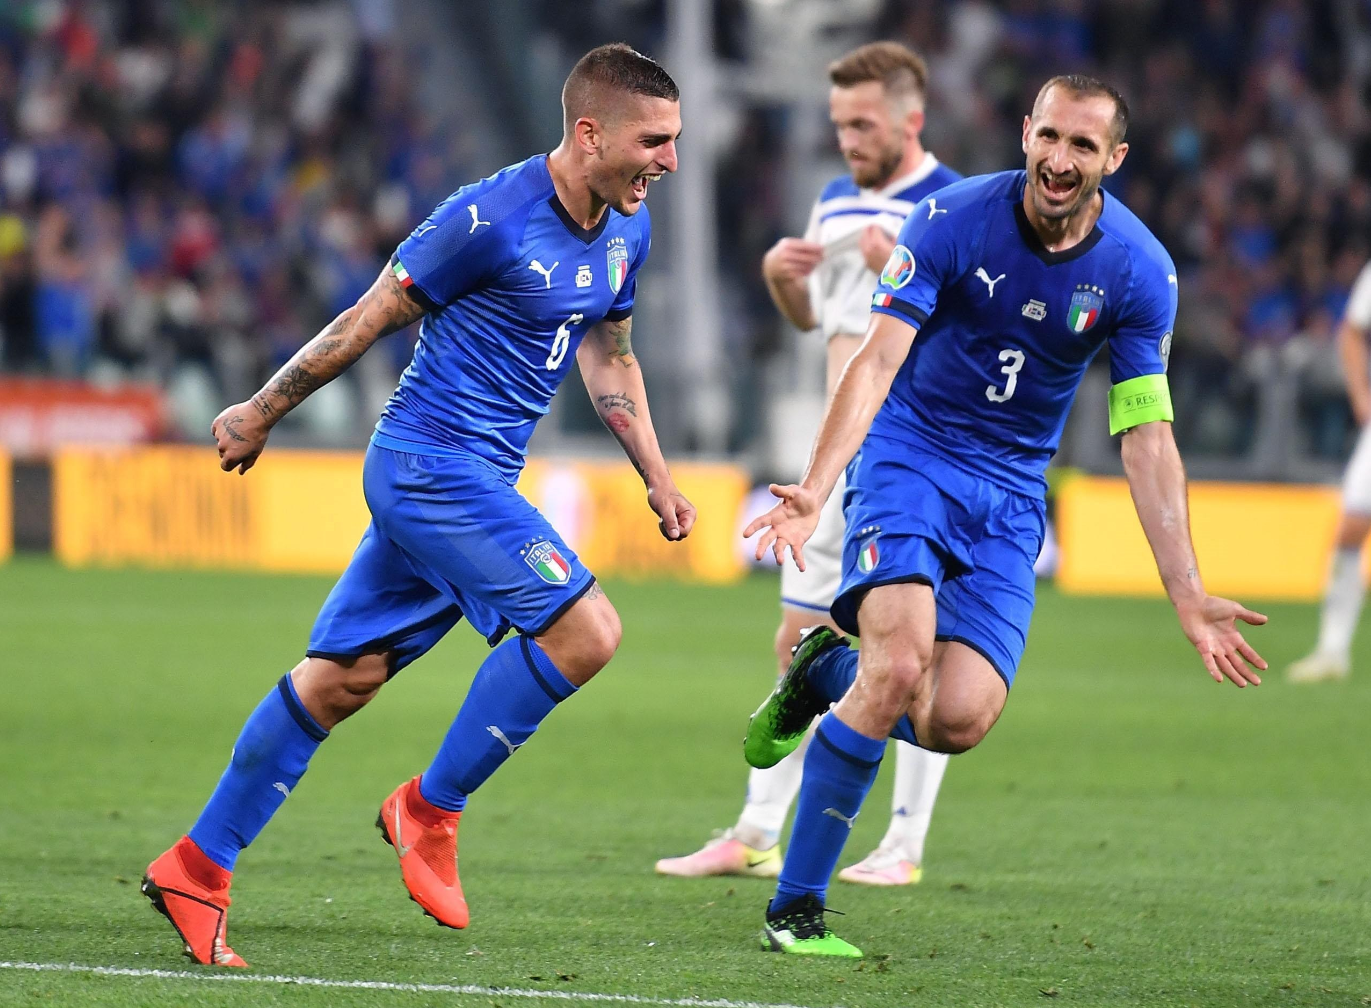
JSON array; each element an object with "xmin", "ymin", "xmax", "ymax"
[
  {"xmin": 880, "ymin": 245, "xmax": 915, "ymax": 290},
  {"xmin": 607, "ymin": 236, "xmax": 629, "ymax": 294}
]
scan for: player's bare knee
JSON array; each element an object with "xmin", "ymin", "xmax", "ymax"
[
  {"xmin": 922, "ymin": 707, "xmax": 995, "ymax": 755},
  {"xmin": 581, "ymin": 602, "xmax": 623, "ymax": 671},
  {"xmin": 291, "ymin": 654, "xmax": 389, "ymax": 728}
]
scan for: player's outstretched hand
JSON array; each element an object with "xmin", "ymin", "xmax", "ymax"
[
  {"xmin": 648, "ymin": 483, "xmax": 696, "ymax": 542},
  {"xmin": 761, "ymin": 237, "xmax": 824, "ymax": 284},
  {"xmin": 1176, "ymin": 595, "xmax": 1268, "ymax": 687},
  {"xmin": 743, "ymin": 483, "xmax": 822, "ymax": 570},
  {"xmin": 210, "ymin": 401, "xmax": 271, "ymax": 475}
]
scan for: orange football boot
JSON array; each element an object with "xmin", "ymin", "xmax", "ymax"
[
  {"xmin": 377, "ymin": 775, "xmax": 469, "ymax": 928},
  {"xmin": 141, "ymin": 836, "xmax": 247, "ymax": 967}
]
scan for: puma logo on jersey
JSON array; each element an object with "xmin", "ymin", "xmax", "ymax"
[
  {"xmin": 487, "ymin": 725, "xmax": 523, "ymax": 756},
  {"xmin": 272, "ymin": 782, "xmax": 291, "ymax": 797},
  {"xmin": 975, "ymin": 267, "xmax": 1006, "ymax": 298},
  {"xmin": 467, "ymin": 204, "xmax": 490, "ymax": 233},
  {"xmin": 926, "ymin": 198, "xmax": 947, "ymax": 219},
  {"xmin": 528, "ymin": 260, "xmax": 559, "ymax": 288},
  {"xmin": 1168, "ymin": 274, "xmax": 1177, "ymax": 285},
  {"xmin": 822, "ymin": 807, "xmax": 857, "ymax": 829}
]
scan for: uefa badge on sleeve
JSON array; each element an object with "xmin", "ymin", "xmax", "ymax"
[
  {"xmin": 607, "ymin": 237, "xmax": 629, "ymax": 294},
  {"xmin": 879, "ymin": 245, "xmax": 915, "ymax": 290},
  {"xmin": 524, "ymin": 540, "xmax": 572, "ymax": 585}
]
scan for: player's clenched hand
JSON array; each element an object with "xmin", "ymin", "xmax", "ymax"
[
  {"xmin": 743, "ymin": 483, "xmax": 822, "ymax": 570},
  {"xmin": 648, "ymin": 483, "xmax": 696, "ymax": 542},
  {"xmin": 858, "ymin": 224, "xmax": 897, "ymax": 274},
  {"xmin": 210, "ymin": 401, "xmax": 271, "ymax": 475},
  {"xmin": 762, "ymin": 238, "xmax": 824, "ymax": 284},
  {"xmin": 1175, "ymin": 595, "xmax": 1268, "ymax": 687}
]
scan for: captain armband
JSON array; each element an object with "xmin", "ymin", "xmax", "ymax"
[{"xmin": 1108, "ymin": 373, "xmax": 1174, "ymax": 435}]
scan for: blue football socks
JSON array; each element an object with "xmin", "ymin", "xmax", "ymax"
[
  {"xmin": 419, "ymin": 635, "xmax": 577, "ymax": 813},
  {"xmin": 771, "ymin": 711, "xmax": 885, "ymax": 911},
  {"xmin": 808, "ymin": 643, "xmax": 920, "ymax": 746},
  {"xmin": 188, "ymin": 674, "xmax": 329, "ymax": 871}
]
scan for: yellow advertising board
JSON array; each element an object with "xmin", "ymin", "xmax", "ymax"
[
  {"xmin": 0, "ymin": 450, "xmax": 10, "ymax": 562},
  {"xmin": 1057, "ymin": 476, "xmax": 1343, "ymax": 600},
  {"xmin": 52, "ymin": 447, "xmax": 748, "ymax": 584}
]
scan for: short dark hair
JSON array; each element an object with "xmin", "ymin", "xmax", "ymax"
[
  {"xmin": 562, "ymin": 43, "xmax": 679, "ymax": 131},
  {"xmin": 1034, "ymin": 74, "xmax": 1130, "ymax": 145},
  {"xmin": 828, "ymin": 41, "xmax": 928, "ymax": 109}
]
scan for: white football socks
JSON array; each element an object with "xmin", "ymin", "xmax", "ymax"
[
  {"xmin": 876, "ymin": 742, "xmax": 949, "ymax": 864},
  {"xmin": 1316, "ymin": 546, "xmax": 1365, "ymax": 662},
  {"xmin": 734, "ymin": 725, "xmax": 813, "ymax": 850}
]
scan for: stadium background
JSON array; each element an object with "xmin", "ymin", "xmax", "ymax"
[{"xmin": 1, "ymin": 2, "xmax": 1369, "ymax": 1006}]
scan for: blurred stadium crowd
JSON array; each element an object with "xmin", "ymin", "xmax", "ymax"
[{"xmin": 2, "ymin": 0, "xmax": 1370, "ymax": 464}]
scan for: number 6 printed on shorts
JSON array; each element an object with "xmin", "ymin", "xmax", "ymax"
[{"xmin": 986, "ymin": 348, "xmax": 1025, "ymax": 403}]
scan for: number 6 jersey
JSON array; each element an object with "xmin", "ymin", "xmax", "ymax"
[
  {"xmin": 373, "ymin": 154, "xmax": 650, "ymax": 479},
  {"xmin": 868, "ymin": 169, "xmax": 1176, "ymax": 498}
]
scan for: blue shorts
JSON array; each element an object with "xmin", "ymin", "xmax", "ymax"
[
  {"xmin": 830, "ymin": 435, "xmax": 1045, "ymax": 687},
  {"xmin": 307, "ymin": 444, "xmax": 594, "ymax": 673}
]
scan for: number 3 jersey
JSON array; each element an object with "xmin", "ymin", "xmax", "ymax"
[
  {"xmin": 869, "ymin": 169, "xmax": 1177, "ymax": 498},
  {"xmin": 373, "ymin": 154, "xmax": 650, "ymax": 479}
]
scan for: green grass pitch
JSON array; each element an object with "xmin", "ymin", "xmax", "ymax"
[{"xmin": 1, "ymin": 557, "xmax": 1368, "ymax": 1007}]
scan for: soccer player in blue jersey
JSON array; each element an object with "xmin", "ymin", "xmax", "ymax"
[
  {"xmin": 742, "ymin": 75, "xmax": 1269, "ymax": 957},
  {"xmin": 657, "ymin": 41, "xmax": 962, "ymax": 888},
  {"xmin": 141, "ymin": 43, "xmax": 691, "ymax": 967}
]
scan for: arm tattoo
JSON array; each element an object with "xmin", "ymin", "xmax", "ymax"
[
  {"xmin": 596, "ymin": 393, "xmax": 638, "ymax": 417},
  {"xmin": 253, "ymin": 265, "xmax": 426, "ymax": 418},
  {"xmin": 585, "ymin": 581, "xmax": 604, "ymax": 600},
  {"xmin": 603, "ymin": 316, "xmax": 636, "ymax": 367}
]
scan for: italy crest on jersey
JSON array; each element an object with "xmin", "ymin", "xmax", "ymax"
[
  {"xmin": 524, "ymin": 540, "xmax": 572, "ymax": 585},
  {"xmin": 1068, "ymin": 286, "xmax": 1104, "ymax": 333},
  {"xmin": 607, "ymin": 236, "xmax": 629, "ymax": 294},
  {"xmin": 880, "ymin": 245, "xmax": 916, "ymax": 289}
]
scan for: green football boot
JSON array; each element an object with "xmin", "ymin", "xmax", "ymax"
[
  {"xmin": 761, "ymin": 895, "xmax": 863, "ymax": 958},
  {"xmin": 744, "ymin": 625, "xmax": 848, "ymax": 769}
]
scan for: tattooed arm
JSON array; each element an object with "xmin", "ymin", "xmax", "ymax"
[
  {"xmin": 211, "ymin": 262, "xmax": 426, "ymax": 473},
  {"xmin": 576, "ymin": 315, "xmax": 696, "ymax": 541}
]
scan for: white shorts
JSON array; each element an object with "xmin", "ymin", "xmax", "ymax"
[
  {"xmin": 780, "ymin": 474, "xmax": 846, "ymax": 614},
  {"xmin": 1343, "ymin": 423, "xmax": 1371, "ymax": 515}
]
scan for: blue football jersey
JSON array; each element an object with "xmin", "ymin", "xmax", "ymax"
[
  {"xmin": 372, "ymin": 155, "xmax": 650, "ymax": 478},
  {"xmin": 869, "ymin": 169, "xmax": 1177, "ymax": 496}
]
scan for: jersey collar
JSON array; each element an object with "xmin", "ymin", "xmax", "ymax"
[
  {"xmin": 1012, "ymin": 175, "xmax": 1105, "ymax": 265},
  {"xmin": 539, "ymin": 155, "xmax": 613, "ymax": 245}
]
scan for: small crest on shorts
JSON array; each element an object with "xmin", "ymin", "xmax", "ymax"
[
  {"xmin": 523, "ymin": 539, "xmax": 572, "ymax": 584},
  {"xmin": 856, "ymin": 532, "xmax": 880, "ymax": 574}
]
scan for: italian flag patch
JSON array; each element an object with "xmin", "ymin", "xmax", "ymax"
[
  {"xmin": 857, "ymin": 535, "xmax": 880, "ymax": 573},
  {"xmin": 392, "ymin": 260, "xmax": 413, "ymax": 288},
  {"xmin": 524, "ymin": 540, "xmax": 572, "ymax": 585}
]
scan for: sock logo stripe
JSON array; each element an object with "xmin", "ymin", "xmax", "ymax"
[
  {"xmin": 814, "ymin": 728, "xmax": 881, "ymax": 770},
  {"xmin": 276, "ymin": 676, "xmax": 329, "ymax": 742}
]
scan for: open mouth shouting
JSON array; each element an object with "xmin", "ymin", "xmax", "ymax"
[
  {"xmin": 630, "ymin": 171, "xmax": 663, "ymax": 201},
  {"xmin": 1037, "ymin": 167, "xmax": 1080, "ymax": 207}
]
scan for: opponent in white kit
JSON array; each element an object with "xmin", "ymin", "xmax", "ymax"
[
  {"xmin": 656, "ymin": 42, "xmax": 960, "ymax": 886},
  {"xmin": 1289, "ymin": 259, "xmax": 1371, "ymax": 682}
]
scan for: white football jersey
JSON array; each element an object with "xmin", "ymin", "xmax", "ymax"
[{"xmin": 803, "ymin": 152, "xmax": 960, "ymax": 340}]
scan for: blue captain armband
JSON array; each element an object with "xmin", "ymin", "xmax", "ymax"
[{"xmin": 1108, "ymin": 373, "xmax": 1174, "ymax": 435}]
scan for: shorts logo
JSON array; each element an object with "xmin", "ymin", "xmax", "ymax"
[
  {"xmin": 879, "ymin": 245, "xmax": 915, "ymax": 290},
  {"xmin": 857, "ymin": 533, "xmax": 880, "ymax": 574},
  {"xmin": 607, "ymin": 237, "xmax": 629, "ymax": 294},
  {"xmin": 524, "ymin": 540, "xmax": 572, "ymax": 584}
]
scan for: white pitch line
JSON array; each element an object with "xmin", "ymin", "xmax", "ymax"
[{"xmin": 0, "ymin": 961, "xmax": 827, "ymax": 1008}]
